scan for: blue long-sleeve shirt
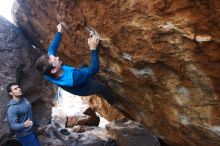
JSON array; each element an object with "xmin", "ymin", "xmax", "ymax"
[
  {"xmin": 7, "ymin": 97, "xmax": 34, "ymax": 138},
  {"xmin": 45, "ymin": 32, "xmax": 100, "ymax": 96}
]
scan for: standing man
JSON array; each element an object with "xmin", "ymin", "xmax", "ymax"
[
  {"xmin": 36, "ymin": 23, "xmax": 115, "ymax": 105},
  {"xmin": 6, "ymin": 83, "xmax": 41, "ymax": 146}
]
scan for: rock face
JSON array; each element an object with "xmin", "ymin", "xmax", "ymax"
[
  {"xmin": 0, "ymin": 16, "xmax": 54, "ymax": 142},
  {"xmin": 13, "ymin": 0, "xmax": 220, "ymax": 146},
  {"xmin": 106, "ymin": 120, "xmax": 160, "ymax": 146},
  {"xmin": 38, "ymin": 120, "xmax": 109, "ymax": 146},
  {"xmin": 66, "ymin": 107, "xmax": 100, "ymax": 127}
]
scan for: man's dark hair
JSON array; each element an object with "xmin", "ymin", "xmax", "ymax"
[
  {"xmin": 7, "ymin": 83, "xmax": 18, "ymax": 94},
  {"xmin": 36, "ymin": 54, "xmax": 54, "ymax": 76}
]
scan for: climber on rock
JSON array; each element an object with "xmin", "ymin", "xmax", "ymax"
[
  {"xmin": 6, "ymin": 83, "xmax": 41, "ymax": 146},
  {"xmin": 36, "ymin": 23, "xmax": 116, "ymax": 105}
]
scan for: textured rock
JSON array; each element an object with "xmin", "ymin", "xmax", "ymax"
[
  {"xmin": 81, "ymin": 95, "xmax": 126, "ymax": 121},
  {"xmin": 66, "ymin": 107, "xmax": 100, "ymax": 127},
  {"xmin": 41, "ymin": 93, "xmax": 115, "ymax": 146},
  {"xmin": 0, "ymin": 16, "xmax": 54, "ymax": 142},
  {"xmin": 13, "ymin": 0, "xmax": 220, "ymax": 145},
  {"xmin": 38, "ymin": 120, "xmax": 110, "ymax": 146},
  {"xmin": 106, "ymin": 120, "xmax": 160, "ymax": 146}
]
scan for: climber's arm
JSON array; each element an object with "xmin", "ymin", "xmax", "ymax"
[{"xmin": 48, "ymin": 23, "xmax": 63, "ymax": 56}]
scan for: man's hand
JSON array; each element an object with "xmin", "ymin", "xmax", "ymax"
[
  {"xmin": 57, "ymin": 23, "xmax": 63, "ymax": 33},
  {"xmin": 88, "ymin": 35, "xmax": 99, "ymax": 50},
  {"xmin": 24, "ymin": 119, "xmax": 33, "ymax": 128}
]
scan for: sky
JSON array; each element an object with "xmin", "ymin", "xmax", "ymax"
[{"xmin": 0, "ymin": 0, "xmax": 15, "ymax": 23}]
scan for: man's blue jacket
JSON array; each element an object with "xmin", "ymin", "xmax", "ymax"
[{"xmin": 45, "ymin": 32, "xmax": 100, "ymax": 96}]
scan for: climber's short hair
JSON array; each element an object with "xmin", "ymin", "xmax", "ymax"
[
  {"xmin": 36, "ymin": 55, "xmax": 54, "ymax": 76},
  {"xmin": 7, "ymin": 83, "xmax": 18, "ymax": 94}
]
